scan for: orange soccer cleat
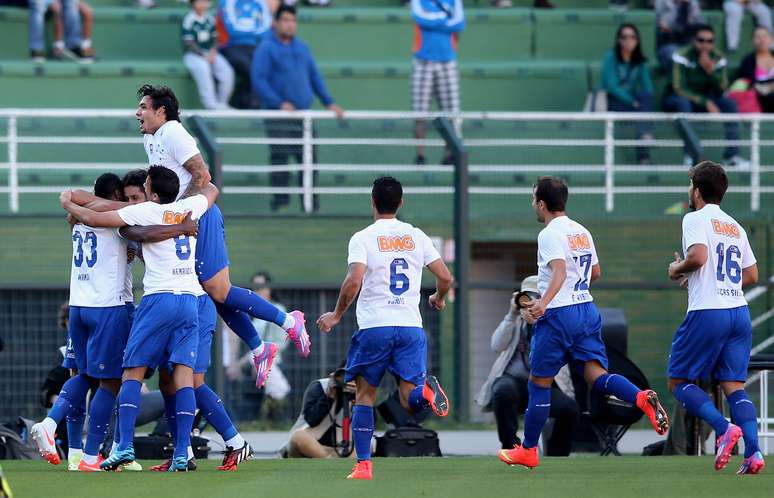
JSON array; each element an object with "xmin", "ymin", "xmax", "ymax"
[
  {"xmin": 498, "ymin": 445, "xmax": 539, "ymax": 469},
  {"xmin": 636, "ymin": 390, "xmax": 669, "ymax": 435},
  {"xmin": 346, "ymin": 460, "xmax": 373, "ymax": 480}
]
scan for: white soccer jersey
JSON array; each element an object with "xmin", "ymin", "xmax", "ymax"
[
  {"xmin": 117, "ymin": 195, "xmax": 208, "ymax": 296},
  {"xmin": 69, "ymin": 224, "xmax": 128, "ymax": 307},
  {"xmin": 347, "ymin": 218, "xmax": 441, "ymax": 329},
  {"xmin": 682, "ymin": 204, "xmax": 756, "ymax": 312},
  {"xmin": 143, "ymin": 120, "xmax": 200, "ymax": 200},
  {"xmin": 537, "ymin": 216, "xmax": 599, "ymax": 309}
]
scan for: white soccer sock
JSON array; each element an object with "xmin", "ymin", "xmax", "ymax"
[
  {"xmin": 282, "ymin": 314, "xmax": 296, "ymax": 331},
  {"xmin": 68, "ymin": 448, "xmax": 82, "ymax": 460},
  {"xmin": 53, "ymin": 40, "xmax": 64, "ymax": 49},
  {"xmin": 251, "ymin": 343, "xmax": 265, "ymax": 357},
  {"xmin": 81, "ymin": 453, "xmax": 98, "ymax": 465},
  {"xmin": 42, "ymin": 417, "xmax": 57, "ymax": 434},
  {"xmin": 81, "ymin": 38, "xmax": 92, "ymax": 49},
  {"xmin": 187, "ymin": 446, "xmax": 194, "ymax": 460},
  {"xmin": 224, "ymin": 434, "xmax": 245, "ymax": 449}
]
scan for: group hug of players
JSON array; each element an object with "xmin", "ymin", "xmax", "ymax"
[{"xmin": 29, "ymin": 84, "xmax": 764, "ymax": 479}]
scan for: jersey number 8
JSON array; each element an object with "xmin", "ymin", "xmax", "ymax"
[{"xmin": 175, "ymin": 235, "xmax": 192, "ymax": 261}]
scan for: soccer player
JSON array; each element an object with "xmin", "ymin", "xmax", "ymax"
[
  {"xmin": 60, "ymin": 166, "xmax": 218, "ymax": 471},
  {"xmin": 133, "ymin": 84, "xmax": 310, "ymax": 387},
  {"xmin": 316, "ymin": 176, "xmax": 453, "ymax": 481},
  {"xmin": 498, "ymin": 176, "xmax": 669, "ymax": 469},
  {"xmin": 666, "ymin": 162, "xmax": 764, "ymax": 474}
]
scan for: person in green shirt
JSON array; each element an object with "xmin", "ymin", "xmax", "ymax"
[
  {"xmin": 182, "ymin": 0, "xmax": 235, "ymax": 109},
  {"xmin": 602, "ymin": 23, "xmax": 655, "ymax": 165}
]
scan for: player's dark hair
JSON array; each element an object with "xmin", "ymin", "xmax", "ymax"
[
  {"xmin": 689, "ymin": 161, "xmax": 728, "ymax": 204},
  {"xmin": 147, "ymin": 165, "xmax": 180, "ymax": 204},
  {"xmin": 372, "ymin": 176, "xmax": 402, "ymax": 215},
  {"xmin": 533, "ymin": 176, "xmax": 568, "ymax": 212},
  {"xmin": 94, "ymin": 172, "xmax": 124, "ymax": 200},
  {"xmin": 122, "ymin": 169, "xmax": 148, "ymax": 190},
  {"xmin": 275, "ymin": 3, "xmax": 296, "ymax": 20},
  {"xmin": 137, "ymin": 84, "xmax": 180, "ymax": 122}
]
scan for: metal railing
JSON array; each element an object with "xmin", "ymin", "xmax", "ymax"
[{"xmin": 2, "ymin": 109, "xmax": 774, "ymax": 214}]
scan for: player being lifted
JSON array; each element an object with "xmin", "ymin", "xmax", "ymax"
[
  {"xmin": 317, "ymin": 177, "xmax": 453, "ymax": 481},
  {"xmin": 498, "ymin": 176, "xmax": 669, "ymax": 469},
  {"xmin": 666, "ymin": 162, "xmax": 763, "ymax": 474}
]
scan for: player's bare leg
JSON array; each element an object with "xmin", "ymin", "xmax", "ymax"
[{"xmin": 347, "ymin": 377, "xmax": 376, "ymax": 480}]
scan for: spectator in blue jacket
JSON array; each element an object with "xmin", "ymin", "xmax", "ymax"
[
  {"xmin": 251, "ymin": 4, "xmax": 344, "ymax": 213},
  {"xmin": 217, "ymin": 0, "xmax": 273, "ymax": 108},
  {"xmin": 411, "ymin": 0, "xmax": 465, "ymax": 166}
]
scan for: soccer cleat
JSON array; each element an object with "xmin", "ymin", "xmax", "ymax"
[
  {"xmin": 737, "ymin": 451, "xmax": 765, "ymax": 475},
  {"xmin": 498, "ymin": 445, "xmax": 539, "ymax": 469},
  {"xmin": 286, "ymin": 310, "xmax": 311, "ymax": 358},
  {"xmin": 77, "ymin": 456, "xmax": 104, "ymax": 472},
  {"xmin": 423, "ymin": 375, "xmax": 450, "ymax": 417},
  {"xmin": 346, "ymin": 460, "xmax": 373, "ymax": 480},
  {"xmin": 253, "ymin": 343, "xmax": 279, "ymax": 389},
  {"xmin": 715, "ymin": 424, "xmax": 743, "ymax": 471},
  {"xmin": 121, "ymin": 461, "xmax": 143, "ymax": 472},
  {"xmin": 30, "ymin": 422, "xmax": 60, "ymax": 465},
  {"xmin": 150, "ymin": 458, "xmax": 197, "ymax": 472},
  {"xmin": 100, "ymin": 447, "xmax": 135, "ymax": 471},
  {"xmin": 167, "ymin": 456, "xmax": 190, "ymax": 472},
  {"xmin": 218, "ymin": 442, "xmax": 252, "ymax": 471},
  {"xmin": 636, "ymin": 390, "xmax": 669, "ymax": 435},
  {"xmin": 67, "ymin": 452, "xmax": 82, "ymax": 471}
]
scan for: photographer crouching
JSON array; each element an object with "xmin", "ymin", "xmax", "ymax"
[
  {"xmin": 476, "ymin": 276, "xmax": 579, "ymax": 455},
  {"xmin": 281, "ymin": 366, "xmax": 356, "ymax": 458}
]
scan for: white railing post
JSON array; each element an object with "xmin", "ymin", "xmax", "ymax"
[
  {"xmin": 762, "ymin": 370, "xmax": 769, "ymax": 455},
  {"xmin": 751, "ymin": 117, "xmax": 760, "ymax": 212},
  {"xmin": 302, "ymin": 115, "xmax": 314, "ymax": 214},
  {"xmin": 8, "ymin": 115, "xmax": 18, "ymax": 214},
  {"xmin": 604, "ymin": 117, "xmax": 614, "ymax": 212}
]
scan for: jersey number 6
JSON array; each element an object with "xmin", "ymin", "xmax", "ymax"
[{"xmin": 390, "ymin": 258, "xmax": 410, "ymax": 296}]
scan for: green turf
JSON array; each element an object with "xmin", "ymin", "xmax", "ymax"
[{"xmin": 1, "ymin": 456, "xmax": 772, "ymax": 498}]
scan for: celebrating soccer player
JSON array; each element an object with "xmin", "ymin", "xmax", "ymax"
[
  {"xmin": 498, "ymin": 176, "xmax": 669, "ymax": 469},
  {"xmin": 316, "ymin": 176, "xmax": 453, "ymax": 481},
  {"xmin": 666, "ymin": 161, "xmax": 764, "ymax": 474}
]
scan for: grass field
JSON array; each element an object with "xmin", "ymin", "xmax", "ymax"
[{"xmin": 1, "ymin": 456, "xmax": 771, "ymax": 498}]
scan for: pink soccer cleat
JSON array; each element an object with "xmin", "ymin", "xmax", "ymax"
[
  {"xmin": 715, "ymin": 424, "xmax": 743, "ymax": 471},
  {"xmin": 286, "ymin": 310, "xmax": 311, "ymax": 358},
  {"xmin": 737, "ymin": 451, "xmax": 765, "ymax": 475},
  {"xmin": 253, "ymin": 343, "xmax": 279, "ymax": 389}
]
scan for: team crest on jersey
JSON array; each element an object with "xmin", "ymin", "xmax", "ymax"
[
  {"xmin": 378, "ymin": 235, "xmax": 415, "ymax": 252},
  {"xmin": 567, "ymin": 233, "xmax": 591, "ymax": 251},
  {"xmin": 162, "ymin": 210, "xmax": 190, "ymax": 224},
  {"xmin": 711, "ymin": 219, "xmax": 741, "ymax": 239}
]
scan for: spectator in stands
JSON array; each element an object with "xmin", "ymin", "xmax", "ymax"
[
  {"xmin": 655, "ymin": 0, "xmax": 705, "ymax": 71},
  {"xmin": 217, "ymin": 0, "xmax": 276, "ymax": 108},
  {"xmin": 663, "ymin": 24, "xmax": 749, "ymax": 168},
  {"xmin": 28, "ymin": 0, "xmax": 89, "ymax": 63},
  {"xmin": 475, "ymin": 277, "xmax": 579, "ymax": 456},
  {"xmin": 183, "ymin": 0, "xmax": 235, "ymax": 109},
  {"xmin": 411, "ymin": 0, "xmax": 465, "ymax": 166},
  {"xmin": 724, "ymin": 0, "xmax": 773, "ymax": 54},
  {"xmin": 737, "ymin": 26, "xmax": 774, "ymax": 112},
  {"xmin": 251, "ymin": 3, "xmax": 344, "ymax": 213},
  {"xmin": 602, "ymin": 23, "xmax": 655, "ymax": 165},
  {"xmin": 48, "ymin": 0, "xmax": 95, "ymax": 61}
]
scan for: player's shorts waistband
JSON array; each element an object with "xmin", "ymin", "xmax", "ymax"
[{"xmin": 145, "ymin": 290, "xmax": 199, "ymax": 296}]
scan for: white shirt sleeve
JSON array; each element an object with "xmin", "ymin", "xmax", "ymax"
[
  {"xmin": 741, "ymin": 230, "xmax": 757, "ymax": 269},
  {"xmin": 538, "ymin": 228, "xmax": 565, "ymax": 264},
  {"xmin": 347, "ymin": 232, "xmax": 367, "ymax": 266},
  {"xmin": 419, "ymin": 230, "xmax": 441, "ymax": 266},
  {"xmin": 178, "ymin": 194, "xmax": 209, "ymax": 221},
  {"xmin": 167, "ymin": 124, "xmax": 200, "ymax": 166},
  {"xmin": 682, "ymin": 213, "xmax": 707, "ymax": 251},
  {"xmin": 117, "ymin": 202, "xmax": 156, "ymax": 226}
]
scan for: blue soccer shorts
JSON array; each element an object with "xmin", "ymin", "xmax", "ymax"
[
  {"xmin": 195, "ymin": 203, "xmax": 230, "ymax": 283},
  {"xmin": 194, "ymin": 294, "xmax": 217, "ymax": 374},
  {"xmin": 123, "ymin": 293, "xmax": 199, "ymax": 370},
  {"xmin": 668, "ymin": 305, "xmax": 752, "ymax": 382},
  {"xmin": 68, "ymin": 305, "xmax": 131, "ymax": 379},
  {"xmin": 345, "ymin": 326, "xmax": 427, "ymax": 387},
  {"xmin": 125, "ymin": 301, "xmax": 136, "ymax": 326},
  {"xmin": 530, "ymin": 301, "xmax": 609, "ymax": 378}
]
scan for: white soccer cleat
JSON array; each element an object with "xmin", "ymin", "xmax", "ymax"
[{"xmin": 31, "ymin": 422, "xmax": 60, "ymax": 465}]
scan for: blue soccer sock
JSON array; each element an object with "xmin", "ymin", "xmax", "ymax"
[
  {"xmin": 215, "ymin": 302, "xmax": 263, "ymax": 352},
  {"xmin": 223, "ymin": 286, "xmax": 286, "ymax": 327},
  {"xmin": 727, "ymin": 389, "xmax": 760, "ymax": 458},
  {"xmin": 522, "ymin": 381, "xmax": 551, "ymax": 449},
  {"xmin": 408, "ymin": 385, "xmax": 429, "ymax": 413},
  {"xmin": 592, "ymin": 373, "xmax": 640, "ymax": 404},
  {"xmin": 174, "ymin": 387, "xmax": 196, "ymax": 461},
  {"xmin": 48, "ymin": 374, "xmax": 90, "ymax": 423},
  {"xmin": 673, "ymin": 382, "xmax": 729, "ymax": 435},
  {"xmin": 163, "ymin": 393, "xmax": 177, "ymax": 437},
  {"xmin": 66, "ymin": 398, "xmax": 86, "ymax": 451},
  {"xmin": 116, "ymin": 380, "xmax": 142, "ymax": 451},
  {"xmin": 195, "ymin": 385, "xmax": 238, "ymax": 442},
  {"xmin": 352, "ymin": 405, "xmax": 374, "ymax": 461},
  {"xmin": 84, "ymin": 388, "xmax": 115, "ymax": 457}
]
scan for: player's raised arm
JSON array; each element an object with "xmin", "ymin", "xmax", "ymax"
[
  {"xmin": 200, "ymin": 182, "xmax": 219, "ymax": 207},
  {"xmin": 70, "ymin": 189, "xmax": 129, "ymax": 212},
  {"xmin": 316, "ymin": 262, "xmax": 366, "ymax": 333},
  {"xmin": 426, "ymin": 258, "xmax": 453, "ymax": 311},
  {"xmin": 179, "ymin": 154, "xmax": 212, "ymax": 199},
  {"xmin": 60, "ymin": 191, "xmax": 126, "ymax": 228},
  {"xmin": 119, "ymin": 211, "xmax": 198, "ymax": 243}
]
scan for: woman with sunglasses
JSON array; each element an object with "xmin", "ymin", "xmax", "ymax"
[{"xmin": 602, "ymin": 23, "xmax": 655, "ymax": 165}]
